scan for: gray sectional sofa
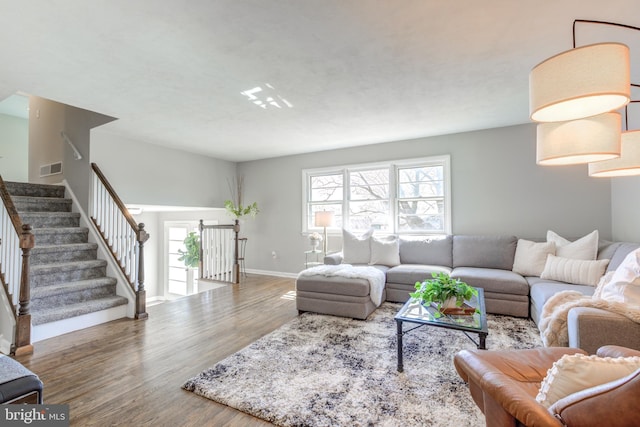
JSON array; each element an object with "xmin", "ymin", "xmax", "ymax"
[{"xmin": 313, "ymin": 234, "xmax": 640, "ymax": 353}]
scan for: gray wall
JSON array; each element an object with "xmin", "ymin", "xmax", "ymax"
[
  {"xmin": 91, "ymin": 131, "xmax": 237, "ymax": 208},
  {"xmin": 238, "ymin": 123, "xmax": 613, "ymax": 275},
  {"xmin": 611, "ymin": 176, "xmax": 640, "ymax": 242},
  {"xmin": 0, "ymin": 114, "xmax": 28, "ymax": 182}
]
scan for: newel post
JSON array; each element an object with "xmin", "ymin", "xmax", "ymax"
[
  {"xmin": 14, "ymin": 224, "xmax": 35, "ymax": 356},
  {"xmin": 233, "ymin": 219, "xmax": 240, "ymax": 284},
  {"xmin": 135, "ymin": 223, "xmax": 149, "ymax": 320}
]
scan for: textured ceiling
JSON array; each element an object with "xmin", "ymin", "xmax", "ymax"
[{"xmin": 0, "ymin": 1, "xmax": 639, "ymax": 162}]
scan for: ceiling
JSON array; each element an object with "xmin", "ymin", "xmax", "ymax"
[{"xmin": 0, "ymin": 1, "xmax": 639, "ymax": 162}]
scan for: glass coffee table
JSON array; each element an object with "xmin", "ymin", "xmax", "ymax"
[{"xmin": 394, "ymin": 287, "xmax": 487, "ymax": 372}]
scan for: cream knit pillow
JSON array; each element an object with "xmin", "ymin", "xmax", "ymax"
[
  {"xmin": 547, "ymin": 230, "xmax": 598, "ymax": 260},
  {"xmin": 512, "ymin": 239, "xmax": 556, "ymax": 276},
  {"xmin": 537, "ymin": 353, "xmax": 640, "ymax": 408}
]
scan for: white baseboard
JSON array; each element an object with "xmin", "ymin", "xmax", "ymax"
[
  {"xmin": 0, "ymin": 335, "xmax": 12, "ymax": 355},
  {"xmin": 32, "ymin": 305, "xmax": 128, "ymax": 343},
  {"xmin": 246, "ymin": 269, "xmax": 298, "ymax": 279}
]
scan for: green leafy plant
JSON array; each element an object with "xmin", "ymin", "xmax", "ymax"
[
  {"xmin": 224, "ymin": 200, "xmax": 259, "ymax": 219},
  {"xmin": 177, "ymin": 232, "xmax": 200, "ymax": 268},
  {"xmin": 410, "ymin": 272, "xmax": 478, "ymax": 316},
  {"xmin": 225, "ymin": 175, "xmax": 259, "ymax": 219}
]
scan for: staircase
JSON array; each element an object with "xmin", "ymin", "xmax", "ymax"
[{"xmin": 5, "ymin": 181, "xmax": 128, "ymax": 337}]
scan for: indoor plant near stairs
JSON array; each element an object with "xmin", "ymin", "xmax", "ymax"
[
  {"xmin": 224, "ymin": 175, "xmax": 259, "ymax": 220},
  {"xmin": 410, "ymin": 272, "xmax": 478, "ymax": 317}
]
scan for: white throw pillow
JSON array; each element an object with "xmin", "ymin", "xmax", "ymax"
[
  {"xmin": 512, "ymin": 239, "xmax": 556, "ymax": 276},
  {"xmin": 594, "ymin": 248, "xmax": 640, "ymax": 306},
  {"xmin": 536, "ymin": 353, "xmax": 640, "ymax": 408},
  {"xmin": 540, "ymin": 254, "xmax": 609, "ymax": 286},
  {"xmin": 369, "ymin": 235, "xmax": 400, "ymax": 267},
  {"xmin": 546, "ymin": 230, "xmax": 598, "ymax": 260},
  {"xmin": 342, "ymin": 229, "xmax": 373, "ymax": 264}
]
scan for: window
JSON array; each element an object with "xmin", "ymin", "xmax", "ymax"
[{"xmin": 303, "ymin": 156, "xmax": 451, "ymax": 235}]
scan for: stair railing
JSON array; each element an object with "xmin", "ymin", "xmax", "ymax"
[
  {"xmin": 0, "ymin": 176, "xmax": 35, "ymax": 355},
  {"xmin": 199, "ymin": 219, "xmax": 240, "ymax": 284},
  {"xmin": 90, "ymin": 163, "xmax": 149, "ymax": 319}
]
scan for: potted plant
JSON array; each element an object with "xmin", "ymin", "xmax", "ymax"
[
  {"xmin": 225, "ymin": 175, "xmax": 259, "ymax": 220},
  {"xmin": 410, "ymin": 272, "xmax": 478, "ymax": 316},
  {"xmin": 178, "ymin": 232, "xmax": 200, "ymax": 268}
]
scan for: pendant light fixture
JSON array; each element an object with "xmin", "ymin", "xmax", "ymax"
[
  {"xmin": 530, "ymin": 42, "xmax": 630, "ymax": 123},
  {"xmin": 589, "ymin": 102, "xmax": 640, "ymax": 177},
  {"xmin": 537, "ymin": 112, "xmax": 621, "ymax": 165},
  {"xmin": 530, "ymin": 20, "xmax": 640, "ymax": 168}
]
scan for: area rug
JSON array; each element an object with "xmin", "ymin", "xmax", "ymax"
[{"xmin": 183, "ymin": 302, "xmax": 542, "ymax": 427}]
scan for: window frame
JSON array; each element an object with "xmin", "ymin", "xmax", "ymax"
[{"xmin": 302, "ymin": 155, "xmax": 451, "ymax": 235}]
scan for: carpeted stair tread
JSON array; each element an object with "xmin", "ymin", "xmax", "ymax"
[
  {"xmin": 30, "ymin": 259, "xmax": 108, "ymax": 275},
  {"xmin": 19, "ymin": 211, "xmax": 80, "ymax": 228},
  {"xmin": 31, "ymin": 296, "xmax": 128, "ymax": 326},
  {"xmin": 31, "ymin": 227, "xmax": 89, "ymax": 245},
  {"xmin": 31, "ymin": 277, "xmax": 117, "ymax": 299},
  {"xmin": 31, "ymin": 242, "xmax": 98, "ymax": 253},
  {"xmin": 4, "ymin": 181, "xmax": 65, "ymax": 198},
  {"xmin": 13, "ymin": 195, "xmax": 72, "ymax": 212},
  {"xmin": 30, "ymin": 243, "xmax": 98, "ymax": 265}
]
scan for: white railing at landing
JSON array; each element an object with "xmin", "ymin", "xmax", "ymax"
[{"xmin": 199, "ymin": 220, "xmax": 239, "ymax": 284}]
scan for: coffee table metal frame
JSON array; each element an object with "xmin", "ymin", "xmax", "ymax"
[{"xmin": 394, "ymin": 287, "xmax": 487, "ymax": 372}]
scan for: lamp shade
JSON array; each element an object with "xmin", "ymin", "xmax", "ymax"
[
  {"xmin": 536, "ymin": 112, "xmax": 621, "ymax": 165},
  {"xmin": 589, "ymin": 130, "xmax": 640, "ymax": 177},
  {"xmin": 314, "ymin": 211, "xmax": 334, "ymax": 227},
  {"xmin": 530, "ymin": 43, "xmax": 630, "ymax": 122}
]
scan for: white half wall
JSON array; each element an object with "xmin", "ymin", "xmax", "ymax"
[{"xmin": 238, "ymin": 123, "xmax": 613, "ymax": 275}]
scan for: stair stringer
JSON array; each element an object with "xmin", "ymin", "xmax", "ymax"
[{"xmin": 62, "ymin": 180, "xmax": 136, "ymax": 317}]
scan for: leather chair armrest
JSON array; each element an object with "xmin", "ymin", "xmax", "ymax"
[
  {"xmin": 549, "ymin": 368, "xmax": 640, "ymax": 427},
  {"xmin": 596, "ymin": 345, "xmax": 640, "ymax": 358},
  {"xmin": 481, "ymin": 372, "xmax": 563, "ymax": 427}
]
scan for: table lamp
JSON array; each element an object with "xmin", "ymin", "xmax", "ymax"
[{"xmin": 314, "ymin": 211, "xmax": 334, "ymax": 254}]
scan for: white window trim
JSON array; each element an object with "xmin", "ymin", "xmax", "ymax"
[{"xmin": 302, "ymin": 155, "xmax": 451, "ymax": 235}]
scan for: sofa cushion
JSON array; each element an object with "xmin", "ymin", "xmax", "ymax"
[
  {"xmin": 547, "ymin": 230, "xmax": 598, "ymax": 260},
  {"xmin": 386, "ymin": 264, "xmax": 452, "ymax": 285},
  {"xmin": 540, "ymin": 255, "xmax": 609, "ymax": 287},
  {"xmin": 342, "ymin": 228, "xmax": 373, "ymax": 264},
  {"xmin": 296, "ymin": 275, "xmax": 371, "ymax": 297},
  {"xmin": 606, "ymin": 242, "xmax": 640, "ymax": 271},
  {"xmin": 369, "ymin": 235, "xmax": 400, "ymax": 266},
  {"xmin": 594, "ymin": 248, "xmax": 640, "ymax": 306},
  {"xmin": 528, "ymin": 278, "xmax": 595, "ymax": 324},
  {"xmin": 399, "ymin": 236, "xmax": 453, "ymax": 267},
  {"xmin": 512, "ymin": 239, "xmax": 556, "ymax": 276},
  {"xmin": 453, "ymin": 235, "xmax": 517, "ymax": 270},
  {"xmin": 451, "ymin": 267, "xmax": 529, "ymax": 296}
]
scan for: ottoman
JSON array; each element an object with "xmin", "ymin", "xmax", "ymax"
[
  {"xmin": 0, "ymin": 354, "xmax": 44, "ymax": 404},
  {"xmin": 296, "ymin": 273, "xmax": 385, "ymax": 320}
]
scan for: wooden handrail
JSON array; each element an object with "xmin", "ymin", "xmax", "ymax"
[
  {"xmin": 0, "ymin": 175, "xmax": 23, "ymax": 235},
  {"xmin": 0, "ymin": 176, "xmax": 34, "ymax": 355},
  {"xmin": 90, "ymin": 163, "xmax": 148, "ymax": 320},
  {"xmin": 91, "ymin": 163, "xmax": 139, "ymax": 234}
]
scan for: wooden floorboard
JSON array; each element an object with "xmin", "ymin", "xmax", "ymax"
[{"xmin": 15, "ymin": 275, "xmax": 298, "ymax": 426}]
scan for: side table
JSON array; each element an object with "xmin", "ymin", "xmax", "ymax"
[{"xmin": 304, "ymin": 250, "xmax": 324, "ymax": 268}]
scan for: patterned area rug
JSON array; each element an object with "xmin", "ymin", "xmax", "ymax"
[{"xmin": 183, "ymin": 302, "xmax": 542, "ymax": 426}]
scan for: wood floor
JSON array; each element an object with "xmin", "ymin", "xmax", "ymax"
[{"xmin": 15, "ymin": 275, "xmax": 298, "ymax": 426}]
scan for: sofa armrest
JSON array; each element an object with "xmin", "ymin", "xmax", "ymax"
[
  {"xmin": 597, "ymin": 345, "xmax": 640, "ymax": 358},
  {"xmin": 567, "ymin": 307, "xmax": 640, "ymax": 354},
  {"xmin": 323, "ymin": 252, "xmax": 343, "ymax": 265}
]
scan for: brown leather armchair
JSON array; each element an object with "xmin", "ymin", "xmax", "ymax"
[{"xmin": 454, "ymin": 345, "xmax": 640, "ymax": 427}]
